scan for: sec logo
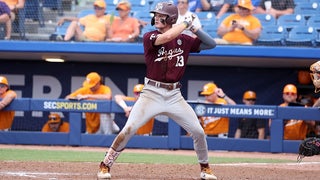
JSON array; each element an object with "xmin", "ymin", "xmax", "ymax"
[{"xmin": 194, "ymin": 104, "xmax": 206, "ymax": 116}]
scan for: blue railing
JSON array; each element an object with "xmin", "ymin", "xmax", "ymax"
[{"xmin": 1, "ymin": 98, "xmax": 320, "ymax": 153}]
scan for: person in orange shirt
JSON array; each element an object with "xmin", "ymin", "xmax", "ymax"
[
  {"xmin": 106, "ymin": 0, "xmax": 140, "ymax": 42},
  {"xmin": 41, "ymin": 113, "xmax": 70, "ymax": 133},
  {"xmin": 0, "ymin": 76, "xmax": 17, "ymax": 131},
  {"xmin": 65, "ymin": 72, "xmax": 119, "ymax": 134},
  {"xmin": 2, "ymin": 0, "xmax": 25, "ymax": 39},
  {"xmin": 198, "ymin": 82, "xmax": 236, "ymax": 137},
  {"xmin": 216, "ymin": 0, "xmax": 261, "ymax": 45},
  {"xmin": 269, "ymin": 84, "xmax": 315, "ymax": 140},
  {"xmin": 57, "ymin": 0, "xmax": 112, "ymax": 41},
  {"xmin": 114, "ymin": 84, "xmax": 154, "ymax": 135}
]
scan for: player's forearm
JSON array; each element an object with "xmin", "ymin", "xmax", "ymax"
[
  {"xmin": 0, "ymin": 95, "xmax": 15, "ymax": 110},
  {"xmin": 155, "ymin": 22, "xmax": 187, "ymax": 45}
]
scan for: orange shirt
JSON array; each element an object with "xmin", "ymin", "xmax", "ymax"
[
  {"xmin": 123, "ymin": 96, "xmax": 154, "ymax": 135},
  {"xmin": 280, "ymin": 103, "xmax": 308, "ymax": 140},
  {"xmin": 199, "ymin": 98, "xmax": 229, "ymax": 135},
  {"xmin": 67, "ymin": 85, "xmax": 111, "ymax": 134},
  {"xmin": 221, "ymin": 14, "xmax": 261, "ymax": 44},
  {"xmin": 110, "ymin": 16, "xmax": 139, "ymax": 40},
  {"xmin": 3, "ymin": 0, "xmax": 18, "ymax": 6},
  {"xmin": 79, "ymin": 14, "xmax": 112, "ymax": 41},
  {"xmin": 41, "ymin": 121, "xmax": 70, "ymax": 133},
  {"xmin": 0, "ymin": 90, "xmax": 17, "ymax": 130}
]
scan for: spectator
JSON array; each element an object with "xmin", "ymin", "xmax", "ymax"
[
  {"xmin": 200, "ymin": 0, "xmax": 235, "ymax": 19},
  {"xmin": 234, "ymin": 90, "xmax": 266, "ymax": 139},
  {"xmin": 216, "ymin": 0, "xmax": 261, "ymax": 45},
  {"xmin": 0, "ymin": 1, "xmax": 11, "ymax": 39},
  {"xmin": 269, "ymin": 84, "xmax": 315, "ymax": 140},
  {"xmin": 41, "ymin": 113, "xmax": 70, "ymax": 133},
  {"xmin": 56, "ymin": 0, "xmax": 112, "ymax": 41},
  {"xmin": 254, "ymin": 0, "xmax": 294, "ymax": 19},
  {"xmin": 2, "ymin": 0, "xmax": 25, "ymax": 40},
  {"xmin": 114, "ymin": 84, "xmax": 154, "ymax": 135},
  {"xmin": 65, "ymin": 72, "xmax": 119, "ymax": 134},
  {"xmin": 174, "ymin": 0, "xmax": 203, "ymax": 12},
  {"xmin": 0, "ymin": 76, "xmax": 17, "ymax": 131},
  {"xmin": 106, "ymin": 0, "xmax": 140, "ymax": 42},
  {"xmin": 198, "ymin": 82, "xmax": 236, "ymax": 137},
  {"xmin": 175, "ymin": 0, "xmax": 202, "ymax": 37}
]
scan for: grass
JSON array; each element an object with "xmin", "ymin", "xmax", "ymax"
[{"xmin": 0, "ymin": 148, "xmax": 295, "ymax": 164}]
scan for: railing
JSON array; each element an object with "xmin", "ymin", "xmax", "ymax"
[{"xmin": 1, "ymin": 98, "xmax": 320, "ymax": 153}]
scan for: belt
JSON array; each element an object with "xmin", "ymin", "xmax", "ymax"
[{"xmin": 147, "ymin": 79, "xmax": 181, "ymax": 90}]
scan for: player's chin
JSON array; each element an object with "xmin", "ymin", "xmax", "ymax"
[{"xmin": 154, "ymin": 22, "xmax": 163, "ymax": 28}]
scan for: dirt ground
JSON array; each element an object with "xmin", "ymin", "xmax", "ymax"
[{"xmin": 1, "ymin": 145, "xmax": 320, "ymax": 180}]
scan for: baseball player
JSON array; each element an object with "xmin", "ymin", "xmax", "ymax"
[
  {"xmin": 66, "ymin": 72, "xmax": 119, "ymax": 134},
  {"xmin": 97, "ymin": 1, "xmax": 217, "ymax": 180},
  {"xmin": 41, "ymin": 113, "xmax": 70, "ymax": 133},
  {"xmin": 114, "ymin": 84, "xmax": 154, "ymax": 135},
  {"xmin": 199, "ymin": 82, "xmax": 236, "ymax": 138},
  {"xmin": 0, "ymin": 76, "xmax": 17, "ymax": 131},
  {"xmin": 297, "ymin": 61, "xmax": 320, "ymax": 162}
]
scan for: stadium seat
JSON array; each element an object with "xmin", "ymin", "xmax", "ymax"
[
  {"xmin": 12, "ymin": 8, "xmax": 26, "ymax": 39},
  {"xmin": 216, "ymin": 13, "xmax": 232, "ymax": 25},
  {"xmin": 255, "ymin": 25, "xmax": 285, "ymax": 46},
  {"xmin": 25, "ymin": 0, "xmax": 45, "ymax": 27},
  {"xmin": 195, "ymin": 11, "xmax": 215, "ymax": 24},
  {"xmin": 202, "ymin": 25, "xmax": 219, "ymax": 38},
  {"xmin": 138, "ymin": 23, "xmax": 154, "ymax": 42},
  {"xmin": 277, "ymin": 14, "xmax": 306, "ymax": 37},
  {"xmin": 307, "ymin": 15, "xmax": 320, "ymax": 30},
  {"xmin": 0, "ymin": 24, "xmax": 5, "ymax": 39},
  {"xmin": 133, "ymin": 10, "xmax": 153, "ymax": 23},
  {"xmin": 284, "ymin": 26, "xmax": 317, "ymax": 47},
  {"xmin": 254, "ymin": 14, "xmax": 276, "ymax": 26},
  {"xmin": 294, "ymin": 0, "xmax": 320, "ymax": 18},
  {"xmin": 43, "ymin": 0, "xmax": 63, "ymax": 16}
]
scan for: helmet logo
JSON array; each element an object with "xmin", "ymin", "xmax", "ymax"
[{"xmin": 155, "ymin": 3, "xmax": 164, "ymax": 11}]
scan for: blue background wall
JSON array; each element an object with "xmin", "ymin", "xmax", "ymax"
[{"xmin": 0, "ymin": 60, "xmax": 303, "ymax": 137}]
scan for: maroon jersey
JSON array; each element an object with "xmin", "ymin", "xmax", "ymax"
[{"xmin": 143, "ymin": 30, "xmax": 201, "ymax": 83}]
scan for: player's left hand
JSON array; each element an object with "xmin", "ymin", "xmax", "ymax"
[{"xmin": 184, "ymin": 14, "xmax": 195, "ymax": 28}]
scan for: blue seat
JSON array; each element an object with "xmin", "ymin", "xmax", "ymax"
[
  {"xmin": 202, "ymin": 25, "xmax": 219, "ymax": 38},
  {"xmin": 138, "ymin": 23, "xmax": 154, "ymax": 41},
  {"xmin": 11, "ymin": 8, "xmax": 26, "ymax": 39},
  {"xmin": 43, "ymin": 0, "xmax": 63, "ymax": 16},
  {"xmin": 0, "ymin": 23, "xmax": 5, "ymax": 39},
  {"xmin": 216, "ymin": 13, "xmax": 232, "ymax": 25},
  {"xmin": 254, "ymin": 14, "xmax": 276, "ymax": 26},
  {"xmin": 277, "ymin": 14, "xmax": 306, "ymax": 36},
  {"xmin": 25, "ymin": 0, "xmax": 45, "ymax": 27},
  {"xmin": 307, "ymin": 15, "xmax": 320, "ymax": 30},
  {"xmin": 255, "ymin": 25, "xmax": 285, "ymax": 46},
  {"xmin": 294, "ymin": 1, "xmax": 320, "ymax": 18},
  {"xmin": 133, "ymin": 10, "xmax": 153, "ymax": 22},
  {"xmin": 285, "ymin": 26, "xmax": 317, "ymax": 47},
  {"xmin": 195, "ymin": 11, "xmax": 215, "ymax": 24}
]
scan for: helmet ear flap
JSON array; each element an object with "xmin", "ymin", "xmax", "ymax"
[{"xmin": 151, "ymin": 16, "xmax": 155, "ymax": 26}]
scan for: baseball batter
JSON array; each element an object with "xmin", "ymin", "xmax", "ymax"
[{"xmin": 97, "ymin": 2, "xmax": 217, "ymax": 179}]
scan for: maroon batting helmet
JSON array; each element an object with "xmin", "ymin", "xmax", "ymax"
[{"xmin": 150, "ymin": 2, "xmax": 178, "ymax": 25}]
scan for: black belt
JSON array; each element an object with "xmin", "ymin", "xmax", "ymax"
[{"xmin": 147, "ymin": 80, "xmax": 181, "ymax": 90}]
